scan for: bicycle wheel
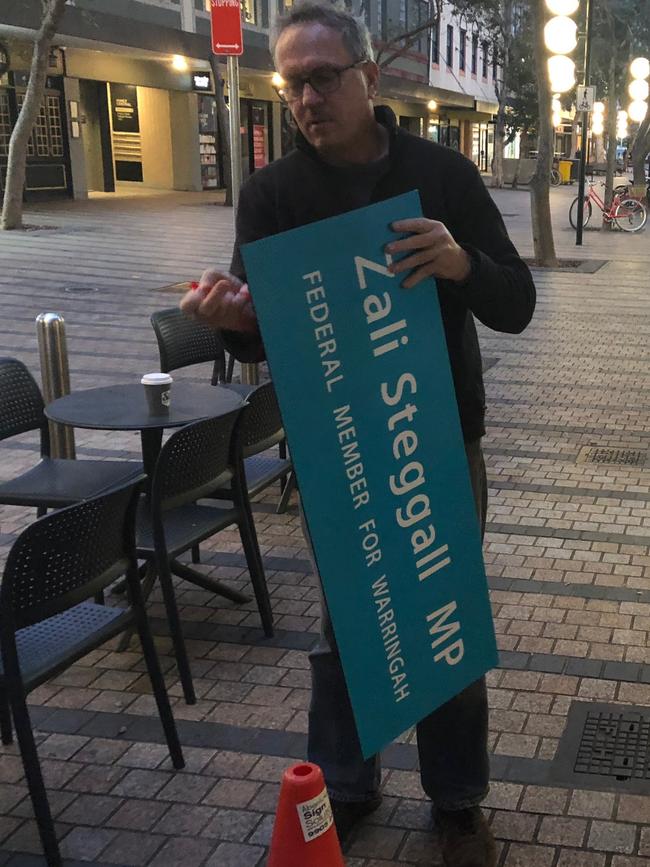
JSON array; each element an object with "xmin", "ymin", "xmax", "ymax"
[
  {"xmin": 569, "ymin": 197, "xmax": 592, "ymax": 229},
  {"xmin": 550, "ymin": 169, "xmax": 562, "ymax": 186},
  {"xmin": 614, "ymin": 198, "xmax": 647, "ymax": 232}
]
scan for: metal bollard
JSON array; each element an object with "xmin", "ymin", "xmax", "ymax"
[
  {"xmin": 240, "ymin": 362, "xmax": 260, "ymax": 385},
  {"xmin": 36, "ymin": 312, "xmax": 76, "ymax": 459}
]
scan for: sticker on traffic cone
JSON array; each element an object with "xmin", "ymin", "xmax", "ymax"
[{"xmin": 267, "ymin": 762, "xmax": 344, "ymax": 866}]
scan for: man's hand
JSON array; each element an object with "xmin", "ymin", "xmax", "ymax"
[
  {"xmin": 180, "ymin": 268, "xmax": 259, "ymax": 333},
  {"xmin": 386, "ymin": 218, "xmax": 472, "ymax": 289}
]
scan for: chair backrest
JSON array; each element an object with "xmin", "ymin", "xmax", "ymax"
[
  {"xmin": 151, "ymin": 410, "xmax": 242, "ymax": 512},
  {"xmin": 0, "ymin": 357, "xmax": 49, "ymax": 454},
  {"xmin": 237, "ymin": 382, "xmax": 285, "ymax": 459},
  {"xmin": 0, "ymin": 478, "xmax": 144, "ymax": 631},
  {"xmin": 151, "ymin": 308, "xmax": 227, "ymax": 383}
]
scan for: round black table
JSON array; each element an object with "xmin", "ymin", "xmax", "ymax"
[
  {"xmin": 46, "ymin": 381, "xmax": 249, "ymax": 604},
  {"xmin": 46, "ymin": 382, "xmax": 245, "ymax": 477}
]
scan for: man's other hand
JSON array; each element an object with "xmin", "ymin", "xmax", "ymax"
[
  {"xmin": 180, "ymin": 269, "xmax": 259, "ymax": 333},
  {"xmin": 386, "ymin": 218, "xmax": 472, "ymax": 288}
]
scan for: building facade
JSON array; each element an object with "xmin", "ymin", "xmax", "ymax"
[{"xmin": 0, "ymin": 0, "xmax": 500, "ymax": 200}]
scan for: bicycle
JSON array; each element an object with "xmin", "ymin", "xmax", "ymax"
[
  {"xmin": 569, "ymin": 180, "xmax": 647, "ymax": 232},
  {"xmin": 550, "ymin": 167, "xmax": 562, "ymax": 186}
]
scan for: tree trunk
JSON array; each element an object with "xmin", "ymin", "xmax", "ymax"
[
  {"xmin": 630, "ymin": 115, "xmax": 650, "ymax": 187},
  {"xmin": 602, "ymin": 50, "xmax": 618, "ymax": 228},
  {"xmin": 529, "ymin": 0, "xmax": 559, "ymax": 267},
  {"xmin": 1, "ymin": 0, "xmax": 67, "ymax": 230},
  {"xmin": 209, "ymin": 55, "xmax": 233, "ymax": 208},
  {"xmin": 491, "ymin": 0, "xmax": 514, "ymax": 189}
]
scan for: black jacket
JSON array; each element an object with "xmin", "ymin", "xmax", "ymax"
[{"xmin": 225, "ymin": 106, "xmax": 535, "ymax": 442}]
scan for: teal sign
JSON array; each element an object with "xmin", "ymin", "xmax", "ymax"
[{"xmin": 242, "ymin": 192, "xmax": 498, "ymax": 758}]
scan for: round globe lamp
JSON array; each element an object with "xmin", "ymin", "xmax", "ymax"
[
  {"xmin": 271, "ymin": 72, "xmax": 285, "ymax": 89},
  {"xmin": 628, "ymin": 100, "xmax": 648, "ymax": 123},
  {"xmin": 628, "ymin": 79, "xmax": 649, "ymax": 101},
  {"xmin": 427, "ymin": 99, "xmax": 438, "ymax": 112},
  {"xmin": 544, "ymin": 17, "xmax": 578, "ymax": 54},
  {"xmin": 630, "ymin": 57, "xmax": 650, "ymax": 80},
  {"xmin": 548, "ymin": 55, "xmax": 575, "ymax": 92},
  {"xmin": 545, "ymin": 0, "xmax": 579, "ymax": 15},
  {"xmin": 591, "ymin": 119, "xmax": 604, "ymax": 135}
]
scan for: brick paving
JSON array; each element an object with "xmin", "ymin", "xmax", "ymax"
[{"xmin": 0, "ymin": 183, "xmax": 648, "ymax": 865}]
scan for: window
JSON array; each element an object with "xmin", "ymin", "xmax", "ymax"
[
  {"xmin": 241, "ymin": 0, "xmax": 256, "ymax": 24},
  {"xmin": 431, "ymin": 19, "xmax": 440, "ymax": 64},
  {"xmin": 471, "ymin": 34, "xmax": 478, "ymax": 75},
  {"xmin": 446, "ymin": 25, "xmax": 453, "ymax": 68},
  {"xmin": 482, "ymin": 40, "xmax": 488, "ymax": 78},
  {"xmin": 492, "ymin": 45, "xmax": 498, "ymax": 81},
  {"xmin": 459, "ymin": 28, "xmax": 466, "ymax": 71},
  {"xmin": 0, "ymin": 92, "xmax": 10, "ymax": 157}
]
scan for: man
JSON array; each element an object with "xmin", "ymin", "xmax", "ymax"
[{"xmin": 181, "ymin": 4, "xmax": 535, "ymax": 865}]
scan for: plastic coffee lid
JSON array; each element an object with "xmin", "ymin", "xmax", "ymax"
[{"xmin": 141, "ymin": 373, "xmax": 173, "ymax": 385}]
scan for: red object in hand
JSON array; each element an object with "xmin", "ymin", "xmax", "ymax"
[{"xmin": 190, "ymin": 281, "xmax": 200, "ymax": 290}]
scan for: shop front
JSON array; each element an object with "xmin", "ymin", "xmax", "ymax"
[{"xmin": 0, "ymin": 44, "xmax": 72, "ymax": 200}]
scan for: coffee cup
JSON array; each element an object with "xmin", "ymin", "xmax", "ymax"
[{"xmin": 141, "ymin": 373, "xmax": 173, "ymax": 414}]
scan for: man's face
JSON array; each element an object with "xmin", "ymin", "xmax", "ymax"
[{"xmin": 274, "ymin": 23, "xmax": 379, "ymax": 156}]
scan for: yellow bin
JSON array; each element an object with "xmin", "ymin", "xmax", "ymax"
[{"xmin": 559, "ymin": 160, "xmax": 572, "ymax": 184}]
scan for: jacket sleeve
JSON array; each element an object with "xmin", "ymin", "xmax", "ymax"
[
  {"xmin": 449, "ymin": 161, "xmax": 536, "ymax": 334},
  {"xmin": 220, "ymin": 175, "xmax": 277, "ymax": 363}
]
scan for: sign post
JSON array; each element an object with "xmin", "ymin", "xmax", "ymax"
[
  {"xmin": 211, "ymin": 0, "xmax": 258, "ymax": 383},
  {"xmin": 576, "ymin": 0, "xmax": 594, "ymax": 247}
]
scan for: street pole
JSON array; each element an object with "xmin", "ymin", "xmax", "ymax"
[
  {"xmin": 227, "ymin": 55, "xmax": 242, "ymax": 217},
  {"xmin": 226, "ymin": 54, "xmax": 258, "ymax": 385},
  {"xmin": 576, "ymin": 0, "xmax": 594, "ymax": 246}
]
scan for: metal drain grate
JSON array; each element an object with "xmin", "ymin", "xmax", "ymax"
[
  {"xmin": 577, "ymin": 445, "xmax": 647, "ymax": 467},
  {"xmin": 576, "ymin": 709, "xmax": 650, "ymax": 779},
  {"xmin": 552, "ymin": 702, "xmax": 650, "ymax": 793}
]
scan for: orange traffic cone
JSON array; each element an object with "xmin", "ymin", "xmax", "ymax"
[{"xmin": 267, "ymin": 762, "xmax": 345, "ymax": 866}]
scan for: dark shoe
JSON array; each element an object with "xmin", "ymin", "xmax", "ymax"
[
  {"xmin": 330, "ymin": 794, "xmax": 382, "ymax": 845},
  {"xmin": 434, "ymin": 806, "xmax": 497, "ymax": 867}
]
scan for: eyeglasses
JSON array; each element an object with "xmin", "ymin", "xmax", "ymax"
[{"xmin": 275, "ymin": 60, "xmax": 366, "ymax": 102}]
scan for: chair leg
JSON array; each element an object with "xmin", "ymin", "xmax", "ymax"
[
  {"xmin": 236, "ymin": 490, "xmax": 274, "ymax": 637},
  {"xmin": 0, "ymin": 690, "xmax": 13, "ymax": 745},
  {"xmin": 128, "ymin": 579, "xmax": 185, "ymax": 770},
  {"xmin": 116, "ymin": 562, "xmax": 157, "ymax": 653},
  {"xmin": 277, "ymin": 471, "xmax": 296, "ymax": 514},
  {"xmin": 155, "ymin": 558, "xmax": 196, "ymax": 706},
  {"xmin": 225, "ymin": 353, "xmax": 235, "ymax": 383},
  {"xmin": 10, "ymin": 691, "xmax": 62, "ymax": 866},
  {"xmin": 191, "ymin": 544, "xmax": 201, "ymax": 564}
]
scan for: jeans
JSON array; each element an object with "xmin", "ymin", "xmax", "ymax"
[{"xmin": 304, "ymin": 439, "xmax": 490, "ymax": 808}]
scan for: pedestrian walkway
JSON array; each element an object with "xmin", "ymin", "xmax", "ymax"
[{"xmin": 0, "ymin": 185, "xmax": 648, "ymax": 866}]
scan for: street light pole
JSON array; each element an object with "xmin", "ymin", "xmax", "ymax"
[{"xmin": 576, "ymin": 0, "xmax": 594, "ymax": 246}]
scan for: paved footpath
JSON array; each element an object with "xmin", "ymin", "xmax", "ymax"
[{"xmin": 0, "ymin": 182, "xmax": 648, "ymax": 866}]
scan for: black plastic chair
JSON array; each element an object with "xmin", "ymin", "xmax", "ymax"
[
  {"xmin": 151, "ymin": 307, "xmax": 234, "ymax": 385},
  {"xmin": 134, "ymin": 411, "xmax": 274, "ymax": 705},
  {"xmin": 219, "ymin": 381, "xmax": 295, "ymax": 514},
  {"xmin": 0, "ymin": 479, "xmax": 184, "ymax": 867},
  {"xmin": 0, "ymin": 357, "xmax": 143, "ymax": 514}
]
